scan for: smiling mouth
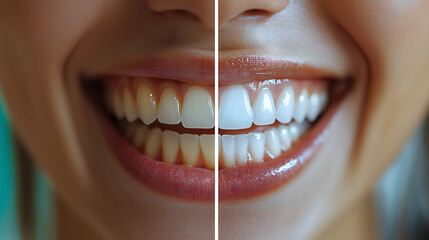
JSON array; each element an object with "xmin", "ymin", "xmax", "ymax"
[{"xmin": 84, "ymin": 54, "xmax": 350, "ymax": 201}]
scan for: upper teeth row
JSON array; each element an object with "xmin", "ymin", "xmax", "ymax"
[
  {"xmin": 219, "ymin": 85, "xmax": 327, "ymax": 130},
  {"xmin": 106, "ymin": 82, "xmax": 328, "ymax": 130}
]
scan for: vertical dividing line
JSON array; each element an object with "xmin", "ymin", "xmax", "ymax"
[{"xmin": 214, "ymin": 0, "xmax": 219, "ymax": 239}]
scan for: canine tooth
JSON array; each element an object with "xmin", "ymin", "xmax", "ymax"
[
  {"xmin": 293, "ymin": 88, "xmax": 309, "ymax": 123},
  {"xmin": 180, "ymin": 134, "xmax": 200, "ymax": 166},
  {"xmin": 278, "ymin": 125, "xmax": 292, "ymax": 151},
  {"xmin": 112, "ymin": 89, "xmax": 124, "ymax": 119},
  {"xmin": 235, "ymin": 134, "xmax": 249, "ymax": 166},
  {"xmin": 307, "ymin": 92, "xmax": 321, "ymax": 122},
  {"xmin": 221, "ymin": 135, "xmax": 236, "ymax": 168},
  {"xmin": 200, "ymin": 134, "xmax": 215, "ymax": 169},
  {"xmin": 158, "ymin": 88, "xmax": 181, "ymax": 125},
  {"xmin": 248, "ymin": 132, "xmax": 266, "ymax": 163},
  {"xmin": 219, "ymin": 85, "xmax": 253, "ymax": 130},
  {"xmin": 144, "ymin": 128, "xmax": 162, "ymax": 159},
  {"xmin": 181, "ymin": 86, "xmax": 214, "ymax": 129},
  {"xmin": 252, "ymin": 88, "xmax": 275, "ymax": 126},
  {"xmin": 276, "ymin": 86, "xmax": 295, "ymax": 124},
  {"xmin": 265, "ymin": 129, "xmax": 281, "ymax": 158},
  {"xmin": 162, "ymin": 130, "xmax": 180, "ymax": 164},
  {"xmin": 123, "ymin": 88, "xmax": 138, "ymax": 122},
  {"xmin": 136, "ymin": 83, "xmax": 157, "ymax": 125}
]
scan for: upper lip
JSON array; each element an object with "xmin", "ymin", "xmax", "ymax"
[{"xmin": 88, "ymin": 51, "xmax": 343, "ymax": 85}]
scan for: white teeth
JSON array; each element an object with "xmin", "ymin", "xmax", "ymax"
[
  {"xmin": 276, "ymin": 86, "xmax": 295, "ymax": 124},
  {"xmin": 200, "ymin": 134, "xmax": 215, "ymax": 169},
  {"xmin": 307, "ymin": 91, "xmax": 321, "ymax": 122},
  {"xmin": 264, "ymin": 129, "xmax": 281, "ymax": 158},
  {"xmin": 136, "ymin": 83, "xmax": 158, "ymax": 125},
  {"xmin": 123, "ymin": 87, "xmax": 138, "ymax": 122},
  {"xmin": 278, "ymin": 125, "xmax": 292, "ymax": 151},
  {"xmin": 252, "ymin": 88, "xmax": 276, "ymax": 126},
  {"xmin": 109, "ymin": 82, "xmax": 328, "ymax": 132},
  {"xmin": 108, "ymin": 80, "xmax": 329, "ymax": 169},
  {"xmin": 161, "ymin": 130, "xmax": 180, "ymax": 164},
  {"xmin": 158, "ymin": 88, "xmax": 181, "ymax": 125},
  {"xmin": 248, "ymin": 132, "xmax": 266, "ymax": 163},
  {"xmin": 180, "ymin": 134, "xmax": 200, "ymax": 166},
  {"xmin": 293, "ymin": 88, "xmax": 309, "ymax": 123},
  {"xmin": 221, "ymin": 135, "xmax": 236, "ymax": 168},
  {"xmin": 124, "ymin": 122, "xmax": 309, "ymax": 169},
  {"xmin": 235, "ymin": 134, "xmax": 249, "ymax": 166},
  {"xmin": 219, "ymin": 85, "xmax": 253, "ymax": 130},
  {"xmin": 181, "ymin": 86, "xmax": 214, "ymax": 129}
]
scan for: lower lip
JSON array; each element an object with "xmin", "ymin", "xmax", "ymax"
[{"xmin": 97, "ymin": 88, "xmax": 343, "ymax": 202}]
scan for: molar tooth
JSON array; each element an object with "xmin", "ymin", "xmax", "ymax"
[
  {"xmin": 276, "ymin": 86, "xmax": 295, "ymax": 124},
  {"xmin": 293, "ymin": 88, "xmax": 309, "ymax": 123},
  {"xmin": 181, "ymin": 86, "xmax": 214, "ymax": 129},
  {"xmin": 252, "ymin": 88, "xmax": 275, "ymax": 126},
  {"xmin": 162, "ymin": 130, "xmax": 180, "ymax": 164},
  {"xmin": 144, "ymin": 127, "xmax": 162, "ymax": 159},
  {"xmin": 180, "ymin": 134, "xmax": 200, "ymax": 166},
  {"xmin": 221, "ymin": 135, "xmax": 236, "ymax": 168},
  {"xmin": 136, "ymin": 83, "xmax": 157, "ymax": 125},
  {"xmin": 158, "ymin": 88, "xmax": 181, "ymax": 125},
  {"xmin": 307, "ymin": 92, "xmax": 321, "ymax": 122},
  {"xmin": 200, "ymin": 134, "xmax": 216, "ymax": 170},
  {"xmin": 219, "ymin": 85, "xmax": 253, "ymax": 130},
  {"xmin": 123, "ymin": 87, "xmax": 138, "ymax": 122},
  {"xmin": 265, "ymin": 129, "xmax": 281, "ymax": 158},
  {"xmin": 235, "ymin": 134, "xmax": 249, "ymax": 166},
  {"xmin": 248, "ymin": 132, "xmax": 266, "ymax": 163},
  {"xmin": 278, "ymin": 125, "xmax": 292, "ymax": 151}
]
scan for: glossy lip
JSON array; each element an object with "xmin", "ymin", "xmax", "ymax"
[
  {"xmin": 87, "ymin": 53, "xmax": 344, "ymax": 85},
  {"xmin": 88, "ymin": 53, "xmax": 349, "ymax": 201}
]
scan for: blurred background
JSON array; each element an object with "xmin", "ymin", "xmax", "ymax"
[
  {"xmin": 0, "ymin": 93, "xmax": 53, "ymax": 240},
  {"xmin": 0, "ymin": 93, "xmax": 18, "ymax": 239}
]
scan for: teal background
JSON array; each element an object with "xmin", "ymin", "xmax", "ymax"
[
  {"xmin": 0, "ymin": 96, "xmax": 52, "ymax": 240},
  {"xmin": 0, "ymin": 95, "xmax": 19, "ymax": 239}
]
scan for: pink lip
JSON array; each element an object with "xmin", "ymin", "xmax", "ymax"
[
  {"xmin": 89, "ymin": 53, "xmax": 342, "ymax": 85},
  {"xmin": 89, "ymin": 53, "xmax": 348, "ymax": 201}
]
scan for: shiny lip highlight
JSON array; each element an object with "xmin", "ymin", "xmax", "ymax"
[{"xmin": 85, "ymin": 54, "xmax": 350, "ymax": 201}]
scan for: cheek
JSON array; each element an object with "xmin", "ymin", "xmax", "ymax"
[
  {"xmin": 0, "ymin": 1, "xmax": 116, "ymax": 193},
  {"xmin": 324, "ymin": 0, "xmax": 429, "ymax": 194}
]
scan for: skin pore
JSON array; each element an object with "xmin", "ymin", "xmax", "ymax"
[{"xmin": 0, "ymin": 1, "xmax": 429, "ymax": 240}]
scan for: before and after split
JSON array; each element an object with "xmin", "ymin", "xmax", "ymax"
[{"xmin": 0, "ymin": 1, "xmax": 429, "ymax": 239}]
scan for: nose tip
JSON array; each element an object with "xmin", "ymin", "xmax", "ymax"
[
  {"xmin": 146, "ymin": 0, "xmax": 215, "ymax": 30},
  {"xmin": 219, "ymin": 0, "xmax": 288, "ymax": 28}
]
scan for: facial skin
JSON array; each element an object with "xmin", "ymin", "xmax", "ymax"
[{"xmin": 1, "ymin": 1, "xmax": 429, "ymax": 240}]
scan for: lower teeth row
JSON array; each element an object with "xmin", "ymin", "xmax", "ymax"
[{"xmin": 119, "ymin": 121, "xmax": 310, "ymax": 169}]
